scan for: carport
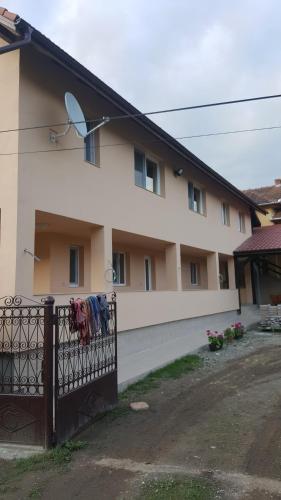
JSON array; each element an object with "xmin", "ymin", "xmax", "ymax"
[{"xmin": 234, "ymin": 224, "xmax": 281, "ymax": 306}]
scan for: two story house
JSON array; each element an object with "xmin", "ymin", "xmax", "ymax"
[{"xmin": 0, "ymin": 7, "xmax": 260, "ymax": 332}]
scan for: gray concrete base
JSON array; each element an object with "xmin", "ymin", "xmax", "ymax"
[
  {"xmin": 118, "ymin": 305, "xmax": 259, "ymax": 391},
  {"xmin": 0, "ymin": 443, "xmax": 44, "ymax": 460}
]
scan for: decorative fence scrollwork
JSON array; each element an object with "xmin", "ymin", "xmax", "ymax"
[{"xmin": 0, "ymin": 294, "xmax": 118, "ymax": 448}]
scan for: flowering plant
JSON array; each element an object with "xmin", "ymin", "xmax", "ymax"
[
  {"xmin": 231, "ymin": 322, "xmax": 245, "ymax": 338},
  {"xmin": 206, "ymin": 330, "xmax": 224, "ymax": 349}
]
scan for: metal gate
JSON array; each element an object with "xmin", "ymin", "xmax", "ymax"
[
  {"xmin": 0, "ymin": 296, "xmax": 53, "ymax": 448},
  {"xmin": 0, "ymin": 295, "xmax": 118, "ymax": 448},
  {"xmin": 54, "ymin": 298, "xmax": 117, "ymax": 444}
]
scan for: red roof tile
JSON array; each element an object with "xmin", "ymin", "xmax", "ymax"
[
  {"xmin": 0, "ymin": 7, "xmax": 18, "ymax": 22},
  {"xmin": 235, "ymin": 225, "xmax": 281, "ymax": 253}
]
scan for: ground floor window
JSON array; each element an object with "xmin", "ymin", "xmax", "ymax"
[
  {"xmin": 113, "ymin": 252, "xmax": 126, "ymax": 285},
  {"xmin": 190, "ymin": 262, "xmax": 200, "ymax": 285},
  {"xmin": 219, "ymin": 260, "xmax": 229, "ymax": 289},
  {"xmin": 69, "ymin": 247, "xmax": 79, "ymax": 286},
  {"xmin": 144, "ymin": 256, "xmax": 152, "ymax": 291}
]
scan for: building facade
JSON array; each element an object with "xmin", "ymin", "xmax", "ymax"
[{"xmin": 0, "ymin": 8, "xmax": 258, "ymax": 331}]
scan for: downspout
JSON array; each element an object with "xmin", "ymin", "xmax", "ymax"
[{"xmin": 0, "ymin": 25, "xmax": 33, "ymax": 55}]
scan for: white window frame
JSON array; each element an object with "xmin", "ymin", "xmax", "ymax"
[
  {"xmin": 238, "ymin": 212, "xmax": 246, "ymax": 233},
  {"xmin": 84, "ymin": 124, "xmax": 97, "ymax": 165},
  {"xmin": 144, "ymin": 256, "xmax": 152, "ymax": 291},
  {"xmin": 113, "ymin": 252, "xmax": 126, "ymax": 286},
  {"xmin": 134, "ymin": 149, "xmax": 160, "ymax": 195},
  {"xmin": 221, "ymin": 202, "xmax": 230, "ymax": 226},
  {"xmin": 190, "ymin": 262, "xmax": 199, "ymax": 286},
  {"xmin": 69, "ymin": 246, "xmax": 79, "ymax": 287}
]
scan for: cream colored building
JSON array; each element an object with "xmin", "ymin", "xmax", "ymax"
[{"xmin": 0, "ymin": 8, "xmax": 259, "ymax": 332}]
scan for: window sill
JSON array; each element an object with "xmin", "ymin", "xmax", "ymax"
[
  {"xmin": 135, "ymin": 184, "xmax": 163, "ymax": 198},
  {"xmin": 189, "ymin": 208, "xmax": 207, "ymax": 218},
  {"xmin": 84, "ymin": 160, "xmax": 99, "ymax": 168}
]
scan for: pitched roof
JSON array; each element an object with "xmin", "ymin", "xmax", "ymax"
[
  {"xmin": 235, "ymin": 225, "xmax": 281, "ymax": 254},
  {"xmin": 0, "ymin": 7, "xmax": 264, "ymax": 214},
  {"xmin": 243, "ymin": 184, "xmax": 281, "ymax": 205},
  {"xmin": 0, "ymin": 7, "xmax": 18, "ymax": 22}
]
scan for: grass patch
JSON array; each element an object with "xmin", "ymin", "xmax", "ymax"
[
  {"xmin": 138, "ymin": 476, "xmax": 217, "ymax": 500},
  {"xmin": 121, "ymin": 354, "xmax": 202, "ymax": 400},
  {"xmin": 0, "ymin": 440, "xmax": 87, "ymax": 496},
  {"xmin": 15, "ymin": 440, "xmax": 87, "ymax": 474}
]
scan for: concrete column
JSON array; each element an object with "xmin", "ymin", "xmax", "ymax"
[
  {"xmin": 207, "ymin": 252, "xmax": 220, "ymax": 290},
  {"xmin": 0, "ymin": 206, "xmax": 18, "ymax": 297},
  {"xmin": 90, "ymin": 226, "xmax": 112, "ymax": 293},
  {"xmin": 228, "ymin": 256, "xmax": 236, "ymax": 289},
  {"xmin": 15, "ymin": 205, "xmax": 36, "ymax": 297},
  {"xmin": 165, "ymin": 243, "xmax": 182, "ymax": 291},
  {"xmin": 0, "ymin": 205, "xmax": 35, "ymax": 298}
]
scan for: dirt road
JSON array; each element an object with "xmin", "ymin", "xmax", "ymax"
[{"xmin": 2, "ymin": 331, "xmax": 281, "ymax": 499}]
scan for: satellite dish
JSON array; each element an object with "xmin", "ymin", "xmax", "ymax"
[
  {"xmin": 49, "ymin": 92, "xmax": 110, "ymax": 143},
  {"xmin": 65, "ymin": 92, "xmax": 88, "ymax": 138}
]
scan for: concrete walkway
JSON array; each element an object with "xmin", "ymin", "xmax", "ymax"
[{"xmin": 117, "ymin": 305, "xmax": 259, "ymax": 390}]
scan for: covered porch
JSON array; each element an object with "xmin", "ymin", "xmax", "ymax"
[{"xmin": 234, "ymin": 224, "xmax": 281, "ymax": 306}]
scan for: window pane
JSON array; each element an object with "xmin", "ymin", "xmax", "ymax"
[
  {"xmin": 190, "ymin": 263, "xmax": 198, "ymax": 285},
  {"xmin": 134, "ymin": 150, "xmax": 145, "ymax": 187},
  {"xmin": 146, "ymin": 159, "xmax": 158, "ymax": 193},
  {"xmin": 113, "ymin": 252, "xmax": 125, "ymax": 285},
  {"xmin": 119, "ymin": 253, "xmax": 125, "ymax": 284},
  {"xmin": 84, "ymin": 124, "xmax": 96, "ymax": 163},
  {"xmin": 188, "ymin": 182, "xmax": 194, "ymax": 210},
  {"xmin": 70, "ymin": 248, "xmax": 78, "ymax": 285},
  {"xmin": 194, "ymin": 188, "xmax": 202, "ymax": 213},
  {"xmin": 113, "ymin": 252, "xmax": 118, "ymax": 283},
  {"xmin": 219, "ymin": 260, "xmax": 229, "ymax": 289}
]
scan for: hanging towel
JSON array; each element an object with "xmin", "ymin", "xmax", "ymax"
[{"xmin": 97, "ymin": 294, "xmax": 110, "ymax": 336}]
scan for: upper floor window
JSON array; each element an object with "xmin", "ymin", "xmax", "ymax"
[
  {"xmin": 188, "ymin": 181, "xmax": 206, "ymax": 215},
  {"xmin": 84, "ymin": 124, "xmax": 97, "ymax": 164},
  {"xmin": 113, "ymin": 252, "xmax": 126, "ymax": 285},
  {"xmin": 190, "ymin": 262, "xmax": 200, "ymax": 285},
  {"xmin": 238, "ymin": 212, "xmax": 246, "ymax": 233},
  {"xmin": 221, "ymin": 202, "xmax": 230, "ymax": 226},
  {"xmin": 134, "ymin": 149, "xmax": 160, "ymax": 194}
]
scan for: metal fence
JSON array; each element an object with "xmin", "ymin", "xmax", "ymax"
[{"xmin": 0, "ymin": 295, "xmax": 118, "ymax": 447}]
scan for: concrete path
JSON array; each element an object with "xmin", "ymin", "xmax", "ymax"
[{"xmin": 117, "ymin": 305, "xmax": 259, "ymax": 390}]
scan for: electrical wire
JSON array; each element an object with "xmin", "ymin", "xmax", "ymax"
[
  {"xmin": 0, "ymin": 123, "xmax": 281, "ymax": 156},
  {"xmin": 1, "ymin": 92, "xmax": 281, "ymax": 135}
]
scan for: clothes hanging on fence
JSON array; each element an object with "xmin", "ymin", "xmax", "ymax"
[
  {"xmin": 87, "ymin": 295, "xmax": 100, "ymax": 336},
  {"xmin": 69, "ymin": 298, "xmax": 90, "ymax": 345},
  {"xmin": 70, "ymin": 294, "xmax": 111, "ymax": 344},
  {"xmin": 97, "ymin": 294, "xmax": 110, "ymax": 336}
]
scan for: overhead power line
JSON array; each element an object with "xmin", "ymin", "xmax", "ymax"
[
  {"xmin": 0, "ymin": 92, "xmax": 281, "ymax": 135},
  {"xmin": 1, "ymin": 123, "xmax": 281, "ymax": 157}
]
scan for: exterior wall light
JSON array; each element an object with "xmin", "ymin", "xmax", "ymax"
[{"xmin": 174, "ymin": 168, "xmax": 184, "ymax": 177}]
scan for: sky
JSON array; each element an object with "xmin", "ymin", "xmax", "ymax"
[{"xmin": 3, "ymin": 0, "xmax": 281, "ymax": 189}]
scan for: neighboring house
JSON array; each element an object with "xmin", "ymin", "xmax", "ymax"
[
  {"xmin": 244, "ymin": 179, "xmax": 281, "ymax": 226},
  {"xmin": 0, "ymin": 8, "xmax": 261, "ymax": 332}
]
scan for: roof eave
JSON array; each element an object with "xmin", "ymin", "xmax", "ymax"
[{"xmin": 8, "ymin": 17, "xmax": 263, "ymax": 214}]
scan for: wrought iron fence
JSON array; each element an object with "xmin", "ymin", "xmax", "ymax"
[
  {"xmin": 0, "ymin": 296, "xmax": 46, "ymax": 395},
  {"xmin": 55, "ymin": 300, "xmax": 117, "ymax": 396},
  {"xmin": 0, "ymin": 294, "xmax": 118, "ymax": 447}
]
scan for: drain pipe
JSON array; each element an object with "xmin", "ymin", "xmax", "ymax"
[{"xmin": 0, "ymin": 25, "xmax": 33, "ymax": 55}]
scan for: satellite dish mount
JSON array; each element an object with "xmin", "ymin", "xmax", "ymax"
[{"xmin": 49, "ymin": 92, "xmax": 110, "ymax": 143}]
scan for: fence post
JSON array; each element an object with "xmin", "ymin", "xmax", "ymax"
[{"xmin": 44, "ymin": 296, "xmax": 55, "ymax": 448}]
